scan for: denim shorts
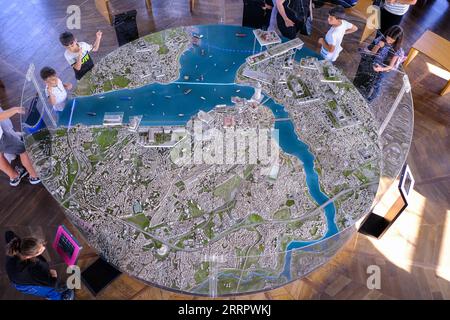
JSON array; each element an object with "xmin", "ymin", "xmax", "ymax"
[{"xmin": 0, "ymin": 131, "xmax": 26, "ymax": 154}]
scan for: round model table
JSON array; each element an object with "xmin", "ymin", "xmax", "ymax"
[{"xmin": 24, "ymin": 25, "xmax": 412, "ymax": 296}]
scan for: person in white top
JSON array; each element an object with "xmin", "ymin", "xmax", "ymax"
[
  {"xmin": 59, "ymin": 31, "xmax": 102, "ymax": 80},
  {"xmin": 318, "ymin": 5, "xmax": 358, "ymax": 62},
  {"xmin": 40, "ymin": 67, "xmax": 72, "ymax": 112},
  {"xmin": 380, "ymin": 0, "xmax": 417, "ymax": 34},
  {"xmin": 0, "ymin": 107, "xmax": 41, "ymax": 186}
]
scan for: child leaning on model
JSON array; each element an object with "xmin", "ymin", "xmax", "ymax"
[
  {"xmin": 353, "ymin": 25, "xmax": 405, "ymax": 102},
  {"xmin": 40, "ymin": 67, "xmax": 72, "ymax": 112}
]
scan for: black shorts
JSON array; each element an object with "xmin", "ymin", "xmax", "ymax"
[{"xmin": 0, "ymin": 131, "xmax": 26, "ymax": 155}]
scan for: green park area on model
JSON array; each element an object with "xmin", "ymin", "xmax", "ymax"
[
  {"xmin": 126, "ymin": 213, "xmax": 151, "ymax": 230},
  {"xmin": 143, "ymin": 32, "xmax": 169, "ymax": 54}
]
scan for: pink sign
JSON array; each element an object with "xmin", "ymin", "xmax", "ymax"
[{"xmin": 52, "ymin": 225, "xmax": 82, "ymax": 266}]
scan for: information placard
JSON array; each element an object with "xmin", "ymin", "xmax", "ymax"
[{"xmin": 53, "ymin": 225, "xmax": 82, "ymax": 266}]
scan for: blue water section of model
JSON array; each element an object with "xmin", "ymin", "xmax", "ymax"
[{"xmin": 58, "ymin": 25, "xmax": 338, "ymax": 281}]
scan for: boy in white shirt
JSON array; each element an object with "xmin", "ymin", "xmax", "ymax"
[
  {"xmin": 59, "ymin": 30, "xmax": 102, "ymax": 80},
  {"xmin": 40, "ymin": 67, "xmax": 72, "ymax": 112},
  {"xmin": 318, "ymin": 5, "xmax": 358, "ymax": 62}
]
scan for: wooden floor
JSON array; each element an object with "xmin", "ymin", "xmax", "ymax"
[{"xmin": 0, "ymin": 0, "xmax": 449, "ymax": 300}]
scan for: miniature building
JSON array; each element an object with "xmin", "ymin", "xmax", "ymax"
[{"xmin": 103, "ymin": 113, "xmax": 124, "ymax": 126}]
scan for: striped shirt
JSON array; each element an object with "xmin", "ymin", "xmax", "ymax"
[{"xmin": 383, "ymin": 2, "xmax": 410, "ymax": 16}]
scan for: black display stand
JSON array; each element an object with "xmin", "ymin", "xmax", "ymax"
[
  {"xmin": 113, "ymin": 10, "xmax": 139, "ymax": 46},
  {"xmin": 81, "ymin": 257, "xmax": 122, "ymax": 296},
  {"xmin": 358, "ymin": 213, "xmax": 391, "ymax": 238},
  {"xmin": 359, "ymin": 164, "xmax": 415, "ymax": 239}
]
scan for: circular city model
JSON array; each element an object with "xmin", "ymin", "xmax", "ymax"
[{"xmin": 26, "ymin": 25, "xmax": 382, "ymax": 295}]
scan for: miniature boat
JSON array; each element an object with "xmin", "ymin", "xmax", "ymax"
[
  {"xmin": 225, "ymin": 69, "xmax": 229, "ymax": 72},
  {"xmin": 236, "ymin": 89, "xmax": 240, "ymax": 93},
  {"xmin": 201, "ymin": 49, "xmax": 205, "ymax": 56},
  {"xmin": 200, "ymin": 96, "xmax": 206, "ymax": 100},
  {"xmin": 184, "ymin": 75, "xmax": 190, "ymax": 80},
  {"xmin": 87, "ymin": 112, "xmax": 97, "ymax": 116},
  {"xmin": 98, "ymin": 96, "xmax": 105, "ymax": 99},
  {"xmin": 178, "ymin": 114, "xmax": 184, "ymax": 117},
  {"xmin": 220, "ymin": 96, "xmax": 224, "ymax": 100},
  {"xmin": 165, "ymin": 96, "xmax": 172, "ymax": 99},
  {"xmin": 235, "ymin": 33, "xmax": 247, "ymax": 37},
  {"xmin": 120, "ymin": 96, "xmax": 132, "ymax": 101},
  {"xmin": 184, "ymin": 88, "xmax": 192, "ymax": 94},
  {"xmin": 193, "ymin": 33, "xmax": 203, "ymax": 39}
]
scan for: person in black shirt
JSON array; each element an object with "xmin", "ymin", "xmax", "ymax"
[
  {"xmin": 5, "ymin": 231, "xmax": 74, "ymax": 300},
  {"xmin": 242, "ymin": 0, "xmax": 274, "ymax": 29},
  {"xmin": 276, "ymin": 0, "xmax": 311, "ymax": 39}
]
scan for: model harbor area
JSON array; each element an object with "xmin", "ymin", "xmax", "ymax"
[{"xmin": 25, "ymin": 25, "xmax": 382, "ymax": 295}]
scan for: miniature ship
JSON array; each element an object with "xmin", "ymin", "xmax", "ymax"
[
  {"xmin": 200, "ymin": 96, "xmax": 206, "ymax": 100},
  {"xmin": 184, "ymin": 88, "xmax": 192, "ymax": 95},
  {"xmin": 235, "ymin": 33, "xmax": 247, "ymax": 37}
]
